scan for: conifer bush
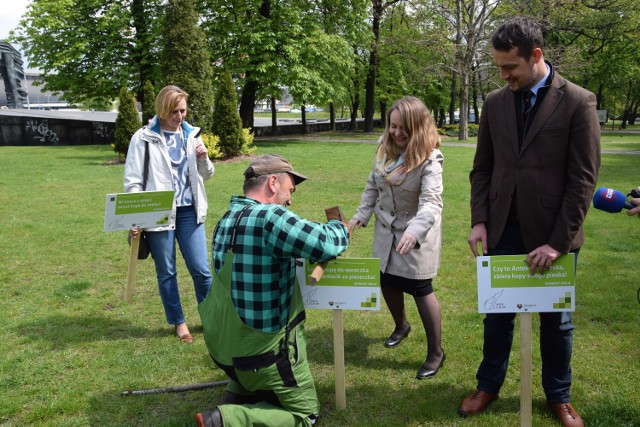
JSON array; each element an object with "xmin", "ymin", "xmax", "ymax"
[
  {"xmin": 141, "ymin": 80, "xmax": 156, "ymax": 126},
  {"xmin": 161, "ymin": 0, "xmax": 214, "ymax": 131},
  {"xmin": 113, "ymin": 87, "xmax": 141, "ymax": 160},
  {"xmin": 213, "ymin": 70, "xmax": 243, "ymax": 157}
]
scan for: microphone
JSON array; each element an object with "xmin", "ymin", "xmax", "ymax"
[{"xmin": 592, "ymin": 187, "xmax": 635, "ymax": 213}]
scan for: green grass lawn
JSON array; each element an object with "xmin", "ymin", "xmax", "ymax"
[{"xmin": 1, "ymin": 133, "xmax": 639, "ymax": 426}]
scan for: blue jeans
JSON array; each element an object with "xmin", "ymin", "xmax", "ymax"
[
  {"xmin": 145, "ymin": 206, "xmax": 212, "ymax": 325},
  {"xmin": 476, "ymin": 223, "xmax": 576, "ymax": 403}
]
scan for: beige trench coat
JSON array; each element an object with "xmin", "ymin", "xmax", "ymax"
[{"xmin": 352, "ymin": 149, "xmax": 443, "ymax": 279}]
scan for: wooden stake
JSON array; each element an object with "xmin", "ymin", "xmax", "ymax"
[
  {"xmin": 333, "ymin": 309, "xmax": 346, "ymax": 409},
  {"xmin": 126, "ymin": 234, "xmax": 140, "ymax": 303},
  {"xmin": 520, "ymin": 312, "xmax": 532, "ymax": 427}
]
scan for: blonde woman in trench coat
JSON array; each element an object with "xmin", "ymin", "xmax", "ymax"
[{"xmin": 349, "ymin": 96, "xmax": 445, "ymax": 379}]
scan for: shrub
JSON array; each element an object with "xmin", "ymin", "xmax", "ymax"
[
  {"xmin": 201, "ymin": 128, "xmax": 256, "ymax": 160},
  {"xmin": 240, "ymin": 128, "xmax": 257, "ymax": 156},
  {"xmin": 141, "ymin": 80, "xmax": 156, "ymax": 126},
  {"xmin": 113, "ymin": 88, "xmax": 141, "ymax": 160},
  {"xmin": 213, "ymin": 70, "xmax": 243, "ymax": 157},
  {"xmin": 161, "ymin": 0, "xmax": 214, "ymax": 131},
  {"xmin": 201, "ymin": 133, "xmax": 222, "ymax": 160},
  {"xmin": 438, "ymin": 123, "xmax": 479, "ymax": 138}
]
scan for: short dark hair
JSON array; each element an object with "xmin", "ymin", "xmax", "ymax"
[
  {"xmin": 492, "ymin": 16, "xmax": 544, "ymax": 60},
  {"xmin": 243, "ymin": 174, "xmax": 269, "ymax": 194},
  {"xmin": 242, "ymin": 172, "xmax": 290, "ymax": 194}
]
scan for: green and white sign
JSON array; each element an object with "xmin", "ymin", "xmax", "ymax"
[
  {"xmin": 104, "ymin": 191, "xmax": 174, "ymax": 232},
  {"xmin": 477, "ymin": 254, "xmax": 575, "ymax": 313},
  {"xmin": 296, "ymin": 258, "xmax": 380, "ymax": 311}
]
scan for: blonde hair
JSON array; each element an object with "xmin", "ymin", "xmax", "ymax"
[
  {"xmin": 379, "ymin": 96, "xmax": 440, "ymax": 172},
  {"xmin": 155, "ymin": 85, "xmax": 189, "ymax": 120}
]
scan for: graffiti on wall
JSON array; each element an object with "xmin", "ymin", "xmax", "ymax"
[
  {"xmin": 92, "ymin": 121, "xmax": 114, "ymax": 140},
  {"xmin": 25, "ymin": 119, "xmax": 60, "ymax": 144}
]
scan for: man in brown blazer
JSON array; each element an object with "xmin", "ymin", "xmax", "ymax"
[{"xmin": 461, "ymin": 17, "xmax": 600, "ymax": 427}]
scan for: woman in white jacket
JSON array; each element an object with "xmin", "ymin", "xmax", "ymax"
[
  {"xmin": 349, "ymin": 96, "xmax": 445, "ymax": 379},
  {"xmin": 124, "ymin": 85, "xmax": 214, "ymax": 344}
]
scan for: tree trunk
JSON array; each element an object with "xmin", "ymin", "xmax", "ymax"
[
  {"xmin": 131, "ymin": 0, "xmax": 154, "ymax": 102},
  {"xmin": 449, "ymin": 69, "xmax": 457, "ymax": 125},
  {"xmin": 270, "ymin": 96, "xmax": 277, "ymax": 134},
  {"xmin": 596, "ymin": 83, "xmax": 604, "ymax": 110},
  {"xmin": 350, "ymin": 95, "xmax": 359, "ymax": 131},
  {"xmin": 471, "ymin": 63, "xmax": 479, "ymax": 123},
  {"xmin": 330, "ymin": 102, "xmax": 336, "ymax": 131},
  {"xmin": 301, "ymin": 103, "xmax": 307, "ymax": 134},
  {"xmin": 458, "ymin": 69, "xmax": 469, "ymax": 140},
  {"xmin": 239, "ymin": 75, "xmax": 257, "ymax": 129},
  {"xmin": 363, "ymin": 0, "xmax": 383, "ymax": 133},
  {"xmin": 438, "ymin": 108, "xmax": 446, "ymax": 127},
  {"xmin": 379, "ymin": 101, "xmax": 387, "ymax": 129}
]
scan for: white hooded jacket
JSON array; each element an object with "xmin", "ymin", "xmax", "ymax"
[{"xmin": 124, "ymin": 116, "xmax": 214, "ymax": 231}]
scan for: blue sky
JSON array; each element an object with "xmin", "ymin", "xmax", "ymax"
[{"xmin": 1, "ymin": 0, "xmax": 33, "ymax": 71}]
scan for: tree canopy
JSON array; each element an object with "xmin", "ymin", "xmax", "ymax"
[
  {"xmin": 12, "ymin": 0, "xmax": 163, "ymax": 104},
  {"xmin": 10, "ymin": 0, "xmax": 640, "ymax": 138}
]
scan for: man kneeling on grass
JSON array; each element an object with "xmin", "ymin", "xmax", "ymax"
[{"xmin": 196, "ymin": 154, "xmax": 349, "ymax": 427}]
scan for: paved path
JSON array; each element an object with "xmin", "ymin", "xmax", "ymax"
[{"xmin": 255, "ymin": 135, "xmax": 640, "ymax": 155}]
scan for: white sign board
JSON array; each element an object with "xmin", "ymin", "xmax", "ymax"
[
  {"xmin": 104, "ymin": 191, "xmax": 174, "ymax": 232},
  {"xmin": 477, "ymin": 254, "xmax": 575, "ymax": 313},
  {"xmin": 296, "ymin": 258, "xmax": 380, "ymax": 311}
]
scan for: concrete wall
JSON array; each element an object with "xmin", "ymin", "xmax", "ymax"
[
  {"xmin": 0, "ymin": 113, "xmax": 114, "ymax": 146},
  {"xmin": 252, "ymin": 118, "xmax": 379, "ymax": 136},
  {"xmin": 0, "ymin": 110, "xmax": 380, "ymax": 146}
]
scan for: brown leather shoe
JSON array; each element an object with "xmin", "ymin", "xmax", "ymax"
[
  {"xmin": 549, "ymin": 402, "xmax": 583, "ymax": 427},
  {"xmin": 458, "ymin": 389, "xmax": 498, "ymax": 416}
]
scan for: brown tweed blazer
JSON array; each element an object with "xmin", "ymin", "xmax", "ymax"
[{"xmin": 470, "ymin": 72, "xmax": 601, "ymax": 253}]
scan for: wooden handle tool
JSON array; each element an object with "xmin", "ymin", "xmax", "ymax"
[{"xmin": 308, "ymin": 206, "xmax": 346, "ymax": 284}]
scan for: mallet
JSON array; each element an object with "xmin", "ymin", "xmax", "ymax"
[{"xmin": 308, "ymin": 206, "xmax": 346, "ymax": 284}]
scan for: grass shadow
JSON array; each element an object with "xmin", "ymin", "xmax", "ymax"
[{"xmin": 14, "ymin": 314, "xmax": 168, "ymax": 350}]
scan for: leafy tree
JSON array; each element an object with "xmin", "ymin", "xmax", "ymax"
[
  {"xmin": 11, "ymin": 0, "xmax": 163, "ymax": 104},
  {"xmin": 286, "ymin": 30, "xmax": 353, "ymax": 133},
  {"xmin": 363, "ymin": 0, "xmax": 404, "ymax": 132},
  {"xmin": 213, "ymin": 70, "xmax": 243, "ymax": 157},
  {"xmin": 199, "ymin": 0, "xmax": 308, "ymax": 130},
  {"xmin": 502, "ymin": 0, "xmax": 640, "ymax": 127},
  {"xmin": 376, "ymin": 2, "xmax": 450, "ymax": 123},
  {"xmin": 113, "ymin": 88, "xmax": 141, "ymax": 160},
  {"xmin": 307, "ymin": 0, "xmax": 370, "ymax": 130},
  {"xmin": 161, "ymin": 0, "xmax": 214, "ymax": 132},
  {"xmin": 430, "ymin": 0, "xmax": 501, "ymax": 140},
  {"xmin": 77, "ymin": 97, "xmax": 114, "ymax": 112},
  {"xmin": 141, "ymin": 80, "xmax": 156, "ymax": 126}
]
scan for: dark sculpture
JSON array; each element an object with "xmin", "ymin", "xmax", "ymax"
[{"xmin": 0, "ymin": 41, "xmax": 28, "ymax": 108}]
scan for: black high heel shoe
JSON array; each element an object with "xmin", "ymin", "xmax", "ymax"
[
  {"xmin": 384, "ymin": 325, "xmax": 411, "ymax": 348},
  {"xmin": 416, "ymin": 350, "xmax": 446, "ymax": 379}
]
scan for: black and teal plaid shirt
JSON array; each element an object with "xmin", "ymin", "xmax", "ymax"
[{"xmin": 212, "ymin": 196, "xmax": 349, "ymax": 332}]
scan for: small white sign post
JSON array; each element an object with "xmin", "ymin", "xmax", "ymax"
[
  {"xmin": 104, "ymin": 191, "xmax": 174, "ymax": 302},
  {"xmin": 476, "ymin": 254, "xmax": 576, "ymax": 427},
  {"xmin": 297, "ymin": 258, "xmax": 380, "ymax": 409}
]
